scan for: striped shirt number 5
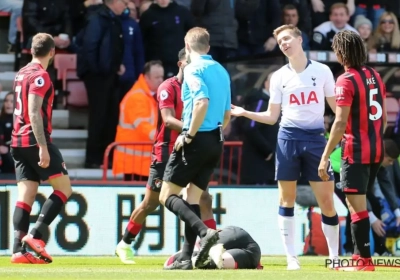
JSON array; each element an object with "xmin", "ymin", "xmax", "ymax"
[{"xmin": 369, "ymin": 88, "xmax": 382, "ymax": 121}]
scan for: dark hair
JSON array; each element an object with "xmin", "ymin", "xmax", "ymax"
[
  {"xmin": 0, "ymin": 92, "xmax": 13, "ymax": 119},
  {"xmin": 31, "ymin": 33, "xmax": 55, "ymax": 58},
  {"xmin": 178, "ymin": 48, "xmax": 186, "ymax": 61},
  {"xmin": 384, "ymin": 138, "xmax": 400, "ymax": 159},
  {"xmin": 283, "ymin": 4, "xmax": 297, "ymax": 12},
  {"xmin": 332, "ymin": 30, "xmax": 367, "ymax": 68},
  {"xmin": 143, "ymin": 60, "xmax": 163, "ymax": 75}
]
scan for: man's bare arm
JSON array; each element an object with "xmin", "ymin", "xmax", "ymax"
[
  {"xmin": 326, "ymin": 96, "xmax": 336, "ymax": 113},
  {"xmin": 242, "ymin": 103, "xmax": 281, "ymax": 125},
  {"xmin": 28, "ymin": 94, "xmax": 47, "ymax": 147},
  {"xmin": 161, "ymin": 108, "xmax": 183, "ymax": 132}
]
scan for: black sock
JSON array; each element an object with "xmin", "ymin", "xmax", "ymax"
[
  {"xmin": 165, "ymin": 195, "xmax": 208, "ymax": 238},
  {"xmin": 180, "ymin": 204, "xmax": 201, "ymax": 261},
  {"xmin": 350, "ymin": 223, "xmax": 360, "ymax": 255},
  {"xmin": 30, "ymin": 191, "xmax": 67, "ymax": 239},
  {"xmin": 351, "ymin": 211, "xmax": 371, "ymax": 258},
  {"xmin": 13, "ymin": 202, "xmax": 31, "ymax": 253}
]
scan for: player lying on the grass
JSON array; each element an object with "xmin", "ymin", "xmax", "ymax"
[
  {"xmin": 115, "ymin": 48, "xmax": 217, "ymax": 264},
  {"xmin": 164, "ymin": 193, "xmax": 262, "ymax": 270}
]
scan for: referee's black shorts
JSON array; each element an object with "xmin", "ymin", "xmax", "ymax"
[
  {"xmin": 10, "ymin": 143, "xmax": 68, "ymax": 183},
  {"xmin": 163, "ymin": 129, "xmax": 222, "ymax": 191}
]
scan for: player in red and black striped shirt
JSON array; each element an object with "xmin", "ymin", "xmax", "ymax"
[
  {"xmin": 115, "ymin": 49, "xmax": 217, "ymax": 265},
  {"xmin": 9, "ymin": 33, "xmax": 72, "ymax": 265},
  {"xmin": 319, "ymin": 30, "xmax": 387, "ymax": 271}
]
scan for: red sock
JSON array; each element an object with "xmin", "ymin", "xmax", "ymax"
[
  {"xmin": 203, "ymin": 219, "xmax": 217, "ymax": 230},
  {"xmin": 123, "ymin": 220, "xmax": 142, "ymax": 244},
  {"xmin": 127, "ymin": 220, "xmax": 142, "ymax": 235}
]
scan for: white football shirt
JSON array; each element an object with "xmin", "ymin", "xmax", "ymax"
[{"xmin": 269, "ymin": 60, "xmax": 335, "ymax": 130}]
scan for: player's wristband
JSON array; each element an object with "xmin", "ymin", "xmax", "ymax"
[
  {"xmin": 394, "ymin": 209, "xmax": 400, "ymax": 218},
  {"xmin": 369, "ymin": 211, "xmax": 378, "ymax": 224}
]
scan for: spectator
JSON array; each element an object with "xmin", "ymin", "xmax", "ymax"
[
  {"xmin": 312, "ymin": 3, "xmax": 358, "ymax": 50},
  {"xmin": 282, "ymin": 4, "xmax": 310, "ymax": 50},
  {"xmin": 0, "ymin": 92, "xmax": 14, "ymax": 174},
  {"xmin": 119, "ymin": 2, "xmax": 145, "ymax": 102},
  {"xmin": 236, "ymin": 0, "xmax": 281, "ymax": 57},
  {"xmin": 140, "ymin": 0, "xmax": 194, "ymax": 77},
  {"xmin": 77, "ymin": 0, "xmax": 126, "ymax": 168},
  {"xmin": 354, "ymin": 14, "xmax": 373, "ymax": 49},
  {"xmin": 239, "ymin": 72, "xmax": 279, "ymax": 185},
  {"xmin": 0, "ymin": 0, "xmax": 23, "ymax": 53},
  {"xmin": 112, "ymin": 61, "xmax": 164, "ymax": 181},
  {"xmin": 191, "ymin": 0, "xmax": 240, "ymax": 62},
  {"xmin": 367, "ymin": 12, "xmax": 400, "ymax": 53},
  {"xmin": 352, "ymin": 0, "xmax": 386, "ymax": 30},
  {"xmin": 22, "ymin": 0, "xmax": 73, "ymax": 51},
  {"xmin": 310, "ymin": 0, "xmax": 352, "ymax": 28},
  {"xmin": 280, "ymin": 0, "xmax": 312, "ymax": 36}
]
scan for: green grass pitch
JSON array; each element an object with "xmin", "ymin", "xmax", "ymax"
[{"xmin": 0, "ymin": 256, "xmax": 399, "ymax": 279}]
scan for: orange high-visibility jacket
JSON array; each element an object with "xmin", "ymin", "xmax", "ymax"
[{"xmin": 112, "ymin": 74, "xmax": 158, "ymax": 176}]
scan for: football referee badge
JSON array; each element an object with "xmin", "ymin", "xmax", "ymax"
[{"xmin": 189, "ymin": 78, "xmax": 201, "ymax": 92}]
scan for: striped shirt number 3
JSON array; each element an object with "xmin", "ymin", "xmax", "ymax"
[
  {"xmin": 14, "ymin": 85, "xmax": 22, "ymax": 116},
  {"xmin": 369, "ymin": 88, "xmax": 382, "ymax": 121}
]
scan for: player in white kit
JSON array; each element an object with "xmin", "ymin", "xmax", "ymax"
[{"xmin": 231, "ymin": 24, "xmax": 339, "ymax": 270}]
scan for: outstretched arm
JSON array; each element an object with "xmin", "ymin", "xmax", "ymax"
[{"xmin": 231, "ymin": 103, "xmax": 281, "ymax": 125}]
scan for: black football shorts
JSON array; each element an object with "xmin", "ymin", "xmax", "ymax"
[
  {"xmin": 340, "ymin": 159, "xmax": 381, "ymax": 195},
  {"xmin": 10, "ymin": 143, "xmax": 68, "ymax": 183},
  {"xmin": 146, "ymin": 161, "xmax": 167, "ymax": 193}
]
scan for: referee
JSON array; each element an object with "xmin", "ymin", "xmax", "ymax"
[{"xmin": 159, "ymin": 27, "xmax": 231, "ymax": 270}]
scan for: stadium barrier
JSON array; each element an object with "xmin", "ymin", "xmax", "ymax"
[
  {"xmin": 102, "ymin": 141, "xmax": 243, "ymax": 184},
  {"xmin": 0, "ymin": 184, "xmax": 349, "ymax": 256}
]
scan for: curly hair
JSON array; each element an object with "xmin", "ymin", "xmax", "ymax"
[{"xmin": 331, "ymin": 30, "xmax": 367, "ymax": 68}]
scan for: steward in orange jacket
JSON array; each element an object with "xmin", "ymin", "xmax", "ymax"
[{"xmin": 113, "ymin": 62, "xmax": 164, "ymax": 178}]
